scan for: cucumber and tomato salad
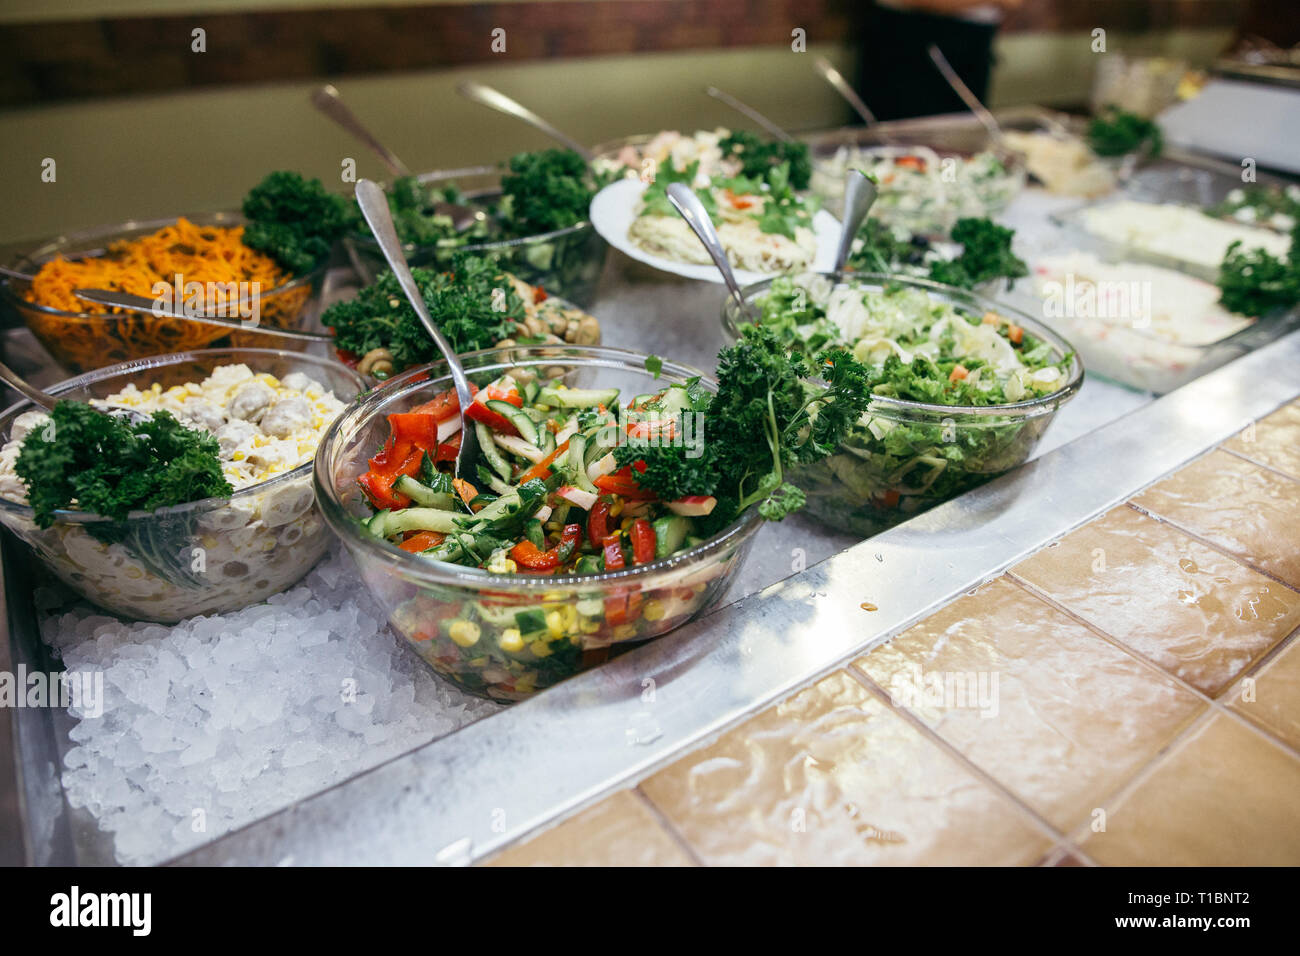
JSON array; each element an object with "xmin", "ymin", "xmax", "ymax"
[{"xmin": 356, "ymin": 372, "xmax": 718, "ymax": 576}]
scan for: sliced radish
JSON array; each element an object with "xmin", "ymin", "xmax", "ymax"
[
  {"xmin": 556, "ymin": 486, "xmax": 598, "ymax": 511},
  {"xmin": 667, "ymin": 495, "xmax": 717, "ymax": 517},
  {"xmin": 437, "ymin": 417, "xmax": 462, "ymax": 442},
  {"xmin": 586, "ymin": 452, "xmax": 618, "ymax": 482}
]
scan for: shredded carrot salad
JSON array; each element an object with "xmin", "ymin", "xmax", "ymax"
[
  {"xmin": 24, "ymin": 218, "xmax": 290, "ymax": 316},
  {"xmin": 18, "ymin": 218, "xmax": 314, "ymax": 373}
]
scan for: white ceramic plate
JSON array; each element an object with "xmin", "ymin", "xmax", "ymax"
[{"xmin": 589, "ymin": 178, "xmax": 843, "ymax": 284}]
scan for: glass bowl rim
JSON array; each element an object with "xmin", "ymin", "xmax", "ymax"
[
  {"xmin": 313, "ymin": 343, "xmax": 766, "ymax": 592},
  {"xmin": 344, "ymin": 166, "xmax": 596, "ymax": 253},
  {"xmin": 0, "ymin": 210, "xmax": 327, "ymax": 321},
  {"xmin": 721, "ymin": 270, "xmax": 1084, "ymax": 419},
  {"xmin": 0, "ymin": 346, "xmax": 365, "ymax": 527}
]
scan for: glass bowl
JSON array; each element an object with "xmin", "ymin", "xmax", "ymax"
[
  {"xmin": 0, "ymin": 347, "xmax": 365, "ymax": 623},
  {"xmin": 723, "ymin": 272, "xmax": 1083, "ymax": 538},
  {"xmin": 343, "ymin": 165, "xmax": 608, "ymax": 308},
  {"xmin": 314, "ymin": 345, "xmax": 765, "ymax": 702},
  {"xmin": 1, "ymin": 212, "xmax": 328, "ymax": 374},
  {"xmin": 803, "ymin": 126, "xmax": 1026, "ymax": 232}
]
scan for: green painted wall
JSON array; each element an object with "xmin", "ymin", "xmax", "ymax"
[{"xmin": 0, "ymin": 28, "xmax": 1232, "ymax": 246}]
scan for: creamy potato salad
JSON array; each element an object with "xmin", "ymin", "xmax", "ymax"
[{"xmin": 0, "ymin": 364, "xmax": 348, "ymax": 622}]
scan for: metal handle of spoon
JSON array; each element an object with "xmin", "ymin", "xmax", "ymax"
[
  {"xmin": 665, "ymin": 182, "xmax": 755, "ymax": 322},
  {"xmin": 70, "ymin": 289, "xmax": 334, "ymax": 344},
  {"xmin": 355, "ymin": 179, "xmax": 478, "ymax": 478},
  {"xmin": 705, "ymin": 86, "xmax": 795, "ymax": 143},
  {"xmin": 456, "ymin": 81, "xmax": 594, "ymax": 161},
  {"xmin": 0, "ymin": 358, "xmax": 57, "ymax": 411},
  {"xmin": 812, "ymin": 57, "xmax": 878, "ymax": 127},
  {"xmin": 927, "ymin": 45, "xmax": 1005, "ymax": 148},
  {"xmin": 312, "ymin": 84, "xmax": 411, "ymax": 179},
  {"xmin": 832, "ymin": 170, "xmax": 879, "ymax": 273}
]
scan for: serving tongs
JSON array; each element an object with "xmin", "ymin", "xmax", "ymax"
[{"xmin": 354, "ymin": 178, "xmax": 479, "ymax": 480}]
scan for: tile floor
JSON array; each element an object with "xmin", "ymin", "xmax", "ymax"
[{"xmin": 485, "ymin": 399, "xmax": 1300, "ymax": 866}]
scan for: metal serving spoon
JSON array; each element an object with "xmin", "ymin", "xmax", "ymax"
[
  {"xmin": 71, "ymin": 289, "xmax": 334, "ymax": 343},
  {"xmin": 705, "ymin": 86, "xmax": 797, "ymax": 144},
  {"xmin": 456, "ymin": 81, "xmax": 594, "ymax": 161},
  {"xmin": 312, "ymin": 84, "xmax": 481, "ymax": 232},
  {"xmin": 812, "ymin": 57, "xmax": 878, "ymax": 127},
  {"xmin": 926, "ymin": 44, "xmax": 1007, "ymax": 149},
  {"xmin": 354, "ymin": 179, "xmax": 478, "ymax": 479},
  {"xmin": 832, "ymin": 169, "xmax": 879, "ymax": 273},
  {"xmin": 0, "ymin": 267, "xmax": 333, "ymax": 344},
  {"xmin": 665, "ymin": 181, "xmax": 756, "ymax": 322},
  {"xmin": 0, "ymin": 359, "xmax": 149, "ymax": 424}
]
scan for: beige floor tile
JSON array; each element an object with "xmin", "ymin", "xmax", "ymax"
[
  {"xmin": 1222, "ymin": 400, "xmax": 1300, "ymax": 481},
  {"xmin": 1134, "ymin": 448, "xmax": 1300, "ymax": 588},
  {"xmin": 486, "ymin": 790, "xmax": 694, "ymax": 866},
  {"xmin": 854, "ymin": 577, "xmax": 1205, "ymax": 832},
  {"xmin": 1080, "ymin": 713, "xmax": 1300, "ymax": 865},
  {"xmin": 1012, "ymin": 506, "xmax": 1300, "ymax": 696},
  {"xmin": 1227, "ymin": 636, "xmax": 1300, "ymax": 750},
  {"xmin": 640, "ymin": 671, "xmax": 1050, "ymax": 866}
]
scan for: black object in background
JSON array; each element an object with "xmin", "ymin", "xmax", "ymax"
[{"xmin": 856, "ymin": 3, "xmax": 999, "ymax": 121}]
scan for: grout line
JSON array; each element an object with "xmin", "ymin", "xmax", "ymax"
[
  {"xmin": 1217, "ymin": 443, "xmax": 1300, "ymax": 486},
  {"xmin": 843, "ymin": 664, "xmax": 1069, "ymax": 850},
  {"xmin": 1003, "ymin": 571, "xmax": 1228, "ymax": 705},
  {"xmin": 1009, "ymin": 572, "xmax": 1300, "ymax": 766},
  {"xmin": 1056, "ymin": 706, "xmax": 1221, "ymax": 851},
  {"xmin": 629, "ymin": 785, "xmax": 707, "ymax": 868},
  {"xmin": 1124, "ymin": 499, "xmax": 1300, "ymax": 595}
]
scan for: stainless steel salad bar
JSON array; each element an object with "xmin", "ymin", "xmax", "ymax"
[{"xmin": 1, "ymin": 106, "xmax": 1297, "ymax": 867}]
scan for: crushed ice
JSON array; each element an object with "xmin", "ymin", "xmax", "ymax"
[{"xmin": 40, "ymin": 544, "xmax": 501, "ymax": 865}]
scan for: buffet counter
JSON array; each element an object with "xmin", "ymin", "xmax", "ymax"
[{"xmin": 2, "ymin": 115, "xmax": 1297, "ymax": 868}]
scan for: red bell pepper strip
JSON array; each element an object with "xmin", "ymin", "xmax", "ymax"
[
  {"xmin": 387, "ymin": 412, "xmax": 442, "ymax": 451},
  {"xmin": 434, "ymin": 430, "xmax": 461, "ymax": 463},
  {"xmin": 463, "ymin": 399, "xmax": 519, "ymax": 436},
  {"xmin": 630, "ymin": 518, "xmax": 657, "ymax": 565},
  {"xmin": 601, "ymin": 534, "xmax": 626, "ymax": 571},
  {"xmin": 510, "ymin": 524, "xmax": 582, "ymax": 572},
  {"xmin": 587, "ymin": 499, "xmax": 611, "ymax": 544},
  {"xmin": 604, "ymin": 591, "xmax": 642, "ymax": 627},
  {"xmin": 593, "ymin": 472, "xmax": 657, "ymax": 500},
  {"xmin": 410, "ymin": 385, "xmax": 469, "ymax": 421}
]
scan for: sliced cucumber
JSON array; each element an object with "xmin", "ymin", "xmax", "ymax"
[
  {"xmin": 476, "ymin": 421, "xmax": 513, "ymax": 482},
  {"xmin": 485, "ymin": 399, "xmax": 539, "ymax": 445},
  {"xmin": 656, "ymin": 384, "xmax": 693, "ymax": 415},
  {"xmin": 522, "ymin": 380, "xmax": 540, "ymax": 404},
  {"xmin": 474, "ymin": 601, "xmax": 520, "ymax": 626},
  {"xmin": 538, "ymin": 427, "xmax": 557, "ymax": 456},
  {"xmin": 367, "ymin": 507, "xmax": 465, "ymax": 538},
  {"xmin": 392, "ymin": 475, "xmax": 455, "ymax": 510},
  {"xmin": 565, "ymin": 434, "xmax": 598, "ymax": 493},
  {"xmin": 536, "ymin": 386, "xmax": 620, "ymax": 408},
  {"xmin": 652, "ymin": 514, "xmax": 692, "ymax": 558}
]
